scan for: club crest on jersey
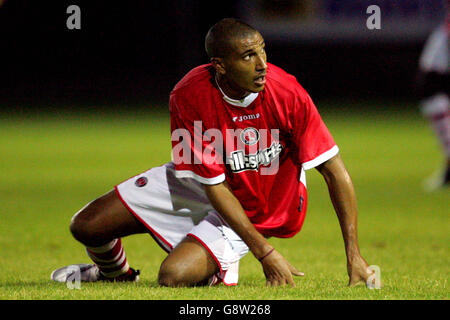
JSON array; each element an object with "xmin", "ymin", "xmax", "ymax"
[
  {"xmin": 240, "ymin": 127, "xmax": 260, "ymax": 146},
  {"xmin": 135, "ymin": 176, "xmax": 148, "ymax": 187}
]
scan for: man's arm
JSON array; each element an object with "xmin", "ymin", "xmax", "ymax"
[
  {"xmin": 203, "ymin": 182, "xmax": 303, "ymax": 286},
  {"xmin": 316, "ymin": 153, "xmax": 373, "ymax": 286}
]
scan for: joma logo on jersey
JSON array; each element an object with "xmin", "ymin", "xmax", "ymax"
[
  {"xmin": 228, "ymin": 142, "xmax": 283, "ymax": 173},
  {"xmin": 232, "ymin": 113, "xmax": 260, "ymax": 122}
]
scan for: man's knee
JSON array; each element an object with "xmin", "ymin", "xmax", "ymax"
[
  {"xmin": 69, "ymin": 190, "xmax": 147, "ymax": 247},
  {"xmin": 158, "ymin": 259, "xmax": 189, "ymax": 287},
  {"xmin": 158, "ymin": 257, "xmax": 213, "ymax": 287},
  {"xmin": 157, "ymin": 239, "xmax": 219, "ymax": 287},
  {"xmin": 69, "ymin": 200, "xmax": 105, "ymax": 246}
]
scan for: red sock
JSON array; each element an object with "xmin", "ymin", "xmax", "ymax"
[{"xmin": 86, "ymin": 239, "xmax": 130, "ymax": 278}]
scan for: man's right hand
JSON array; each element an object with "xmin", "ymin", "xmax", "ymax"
[{"xmin": 260, "ymin": 249, "xmax": 304, "ymax": 287}]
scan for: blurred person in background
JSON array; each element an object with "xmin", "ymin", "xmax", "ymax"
[{"xmin": 416, "ymin": 8, "xmax": 450, "ymax": 190}]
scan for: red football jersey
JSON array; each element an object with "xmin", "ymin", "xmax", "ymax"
[{"xmin": 169, "ymin": 63, "xmax": 338, "ymax": 238}]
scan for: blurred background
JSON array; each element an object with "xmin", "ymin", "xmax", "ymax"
[{"xmin": 0, "ymin": 0, "xmax": 447, "ymax": 111}]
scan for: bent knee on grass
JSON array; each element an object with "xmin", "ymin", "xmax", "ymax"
[
  {"xmin": 158, "ymin": 262, "xmax": 192, "ymax": 287},
  {"xmin": 157, "ymin": 259, "xmax": 215, "ymax": 287},
  {"xmin": 157, "ymin": 238, "xmax": 219, "ymax": 287}
]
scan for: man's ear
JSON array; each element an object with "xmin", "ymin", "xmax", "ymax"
[{"xmin": 211, "ymin": 57, "xmax": 226, "ymax": 75}]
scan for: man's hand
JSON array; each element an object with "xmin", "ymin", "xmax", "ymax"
[
  {"xmin": 347, "ymin": 253, "xmax": 374, "ymax": 287},
  {"xmin": 260, "ymin": 249, "xmax": 304, "ymax": 287}
]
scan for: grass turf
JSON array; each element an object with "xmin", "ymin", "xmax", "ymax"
[{"xmin": 0, "ymin": 101, "xmax": 448, "ymax": 300}]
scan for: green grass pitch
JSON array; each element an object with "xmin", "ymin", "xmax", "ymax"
[{"xmin": 0, "ymin": 100, "xmax": 448, "ymax": 300}]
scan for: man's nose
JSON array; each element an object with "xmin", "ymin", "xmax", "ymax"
[{"xmin": 255, "ymin": 55, "xmax": 267, "ymax": 71}]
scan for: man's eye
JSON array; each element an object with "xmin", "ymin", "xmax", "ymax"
[{"xmin": 243, "ymin": 55, "xmax": 251, "ymax": 61}]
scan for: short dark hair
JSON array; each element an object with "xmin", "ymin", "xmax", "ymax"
[{"xmin": 205, "ymin": 18, "xmax": 259, "ymax": 58}]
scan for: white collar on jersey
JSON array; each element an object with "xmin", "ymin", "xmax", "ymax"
[{"xmin": 215, "ymin": 75, "xmax": 259, "ymax": 108}]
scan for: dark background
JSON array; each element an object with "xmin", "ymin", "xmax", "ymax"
[{"xmin": 0, "ymin": 0, "xmax": 435, "ymax": 111}]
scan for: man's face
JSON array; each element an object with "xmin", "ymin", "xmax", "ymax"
[{"xmin": 220, "ymin": 32, "xmax": 267, "ymax": 95}]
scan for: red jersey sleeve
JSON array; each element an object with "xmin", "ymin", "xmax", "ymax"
[
  {"xmin": 291, "ymin": 87, "xmax": 339, "ymax": 170},
  {"xmin": 169, "ymin": 93, "xmax": 226, "ymax": 185}
]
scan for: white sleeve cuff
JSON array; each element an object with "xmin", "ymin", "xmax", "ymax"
[
  {"xmin": 174, "ymin": 170, "xmax": 226, "ymax": 185},
  {"xmin": 302, "ymin": 145, "xmax": 339, "ymax": 170}
]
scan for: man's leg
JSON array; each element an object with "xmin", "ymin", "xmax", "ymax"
[
  {"xmin": 70, "ymin": 189, "xmax": 148, "ymax": 246},
  {"xmin": 69, "ymin": 189, "xmax": 148, "ymax": 279},
  {"xmin": 69, "ymin": 189, "xmax": 220, "ymax": 285},
  {"xmin": 158, "ymin": 236, "xmax": 220, "ymax": 287}
]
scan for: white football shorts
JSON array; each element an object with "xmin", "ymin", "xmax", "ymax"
[{"xmin": 114, "ymin": 162, "xmax": 249, "ymax": 285}]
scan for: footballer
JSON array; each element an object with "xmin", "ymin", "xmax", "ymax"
[{"xmin": 51, "ymin": 18, "xmax": 374, "ymax": 287}]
